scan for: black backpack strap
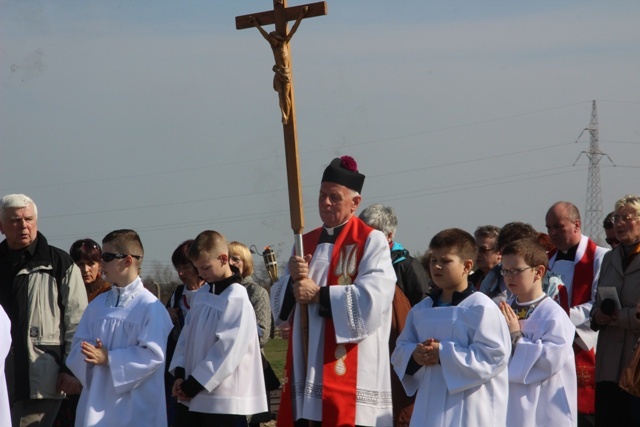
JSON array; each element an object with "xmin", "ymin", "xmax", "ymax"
[{"xmin": 173, "ymin": 284, "xmax": 185, "ymax": 309}]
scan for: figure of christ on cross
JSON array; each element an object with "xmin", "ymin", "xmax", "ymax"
[
  {"xmin": 236, "ymin": 0, "xmax": 327, "ymax": 246},
  {"xmin": 251, "ymin": 7, "xmax": 308, "ymax": 124}
]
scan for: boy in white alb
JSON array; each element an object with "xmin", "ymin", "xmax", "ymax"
[
  {"xmin": 170, "ymin": 230, "xmax": 266, "ymax": 427},
  {"xmin": 67, "ymin": 229, "xmax": 173, "ymax": 427},
  {"xmin": 0, "ymin": 306, "xmax": 11, "ymax": 427},
  {"xmin": 392, "ymin": 228, "xmax": 511, "ymax": 427},
  {"xmin": 499, "ymin": 239, "xmax": 577, "ymax": 427}
]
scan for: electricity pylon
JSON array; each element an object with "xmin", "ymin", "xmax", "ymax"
[{"xmin": 573, "ymin": 100, "xmax": 614, "ymax": 245}]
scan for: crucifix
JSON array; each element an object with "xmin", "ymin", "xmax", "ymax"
[
  {"xmin": 236, "ymin": 0, "xmax": 327, "ymax": 381},
  {"xmin": 236, "ymin": 0, "xmax": 326, "ymax": 256}
]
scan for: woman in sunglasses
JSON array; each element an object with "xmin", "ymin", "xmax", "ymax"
[{"xmin": 70, "ymin": 238, "xmax": 111, "ymax": 302}]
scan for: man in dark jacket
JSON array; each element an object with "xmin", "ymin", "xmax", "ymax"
[{"xmin": 0, "ymin": 194, "xmax": 87, "ymax": 427}]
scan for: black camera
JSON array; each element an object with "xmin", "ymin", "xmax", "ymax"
[{"xmin": 601, "ymin": 298, "xmax": 616, "ymax": 316}]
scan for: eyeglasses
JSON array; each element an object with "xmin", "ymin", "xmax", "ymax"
[
  {"xmin": 101, "ymin": 253, "xmax": 142, "ymax": 262},
  {"xmin": 612, "ymin": 214, "xmax": 639, "ymax": 223},
  {"xmin": 500, "ymin": 267, "xmax": 534, "ymax": 276},
  {"xmin": 477, "ymin": 246, "xmax": 495, "ymax": 254}
]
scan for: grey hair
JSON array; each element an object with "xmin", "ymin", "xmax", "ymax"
[
  {"xmin": 474, "ymin": 225, "xmax": 500, "ymax": 240},
  {"xmin": 615, "ymin": 194, "xmax": 640, "ymax": 215},
  {"xmin": 0, "ymin": 194, "xmax": 38, "ymax": 222},
  {"xmin": 359, "ymin": 203, "xmax": 397, "ymax": 237}
]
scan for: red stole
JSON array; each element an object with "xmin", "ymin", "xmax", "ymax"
[
  {"xmin": 277, "ymin": 217, "xmax": 373, "ymax": 426},
  {"xmin": 571, "ymin": 239, "xmax": 597, "ymax": 308},
  {"xmin": 278, "ymin": 330, "xmax": 296, "ymax": 426},
  {"xmin": 550, "ymin": 238, "xmax": 598, "ymax": 414}
]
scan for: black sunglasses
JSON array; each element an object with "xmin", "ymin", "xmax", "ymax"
[{"xmin": 101, "ymin": 253, "xmax": 142, "ymax": 262}]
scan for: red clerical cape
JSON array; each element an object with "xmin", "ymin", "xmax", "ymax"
[
  {"xmin": 279, "ymin": 218, "xmax": 374, "ymax": 427},
  {"xmin": 550, "ymin": 238, "xmax": 598, "ymax": 414}
]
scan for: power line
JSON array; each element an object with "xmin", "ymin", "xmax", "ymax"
[
  {"xmin": 2, "ymin": 101, "xmax": 595, "ymax": 192},
  {"xmin": 39, "ymin": 142, "xmax": 580, "ymax": 221},
  {"xmin": 47, "ymin": 163, "xmax": 588, "ymax": 242}
]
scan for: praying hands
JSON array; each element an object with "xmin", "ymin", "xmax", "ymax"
[
  {"xmin": 412, "ymin": 338, "xmax": 440, "ymax": 366},
  {"xmin": 81, "ymin": 338, "xmax": 108, "ymax": 366}
]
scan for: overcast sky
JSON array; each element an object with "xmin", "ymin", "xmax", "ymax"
[{"xmin": 2, "ymin": 1, "xmax": 639, "ymax": 278}]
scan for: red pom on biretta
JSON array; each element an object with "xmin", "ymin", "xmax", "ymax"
[
  {"xmin": 321, "ymin": 156, "xmax": 365, "ymax": 193},
  {"xmin": 340, "ymin": 155, "xmax": 358, "ymax": 172}
]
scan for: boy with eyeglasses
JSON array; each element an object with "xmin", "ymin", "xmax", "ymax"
[
  {"xmin": 169, "ymin": 230, "xmax": 266, "ymax": 427},
  {"xmin": 499, "ymin": 238, "xmax": 577, "ymax": 427},
  {"xmin": 392, "ymin": 228, "xmax": 511, "ymax": 426},
  {"xmin": 67, "ymin": 229, "xmax": 173, "ymax": 427}
]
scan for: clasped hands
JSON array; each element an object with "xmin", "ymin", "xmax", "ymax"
[
  {"xmin": 594, "ymin": 309, "xmax": 619, "ymax": 326},
  {"xmin": 172, "ymin": 378, "xmax": 191, "ymax": 402},
  {"xmin": 591, "ymin": 293, "xmax": 640, "ymax": 326},
  {"xmin": 592, "ymin": 298, "xmax": 630, "ymax": 326},
  {"xmin": 289, "ymin": 255, "xmax": 320, "ymax": 304},
  {"xmin": 57, "ymin": 338, "xmax": 107, "ymax": 395},
  {"xmin": 412, "ymin": 338, "xmax": 440, "ymax": 366},
  {"xmin": 81, "ymin": 338, "xmax": 108, "ymax": 366}
]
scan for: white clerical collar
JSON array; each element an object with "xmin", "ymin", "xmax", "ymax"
[
  {"xmin": 106, "ymin": 276, "xmax": 144, "ymax": 308},
  {"xmin": 323, "ymin": 220, "xmax": 349, "ymax": 236}
]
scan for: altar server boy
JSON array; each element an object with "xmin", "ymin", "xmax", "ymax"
[
  {"xmin": 169, "ymin": 230, "xmax": 266, "ymax": 427},
  {"xmin": 392, "ymin": 228, "xmax": 511, "ymax": 427},
  {"xmin": 0, "ymin": 306, "xmax": 10, "ymax": 427},
  {"xmin": 68, "ymin": 229, "xmax": 173, "ymax": 427},
  {"xmin": 499, "ymin": 239, "xmax": 577, "ymax": 427}
]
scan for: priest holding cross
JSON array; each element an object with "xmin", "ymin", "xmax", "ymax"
[
  {"xmin": 238, "ymin": 2, "xmax": 395, "ymax": 426},
  {"xmin": 270, "ymin": 156, "xmax": 396, "ymax": 427}
]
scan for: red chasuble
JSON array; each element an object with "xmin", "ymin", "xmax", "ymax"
[
  {"xmin": 550, "ymin": 238, "xmax": 598, "ymax": 414},
  {"xmin": 278, "ymin": 217, "xmax": 374, "ymax": 426}
]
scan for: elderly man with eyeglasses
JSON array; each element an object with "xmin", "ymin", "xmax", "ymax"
[
  {"xmin": 545, "ymin": 201, "xmax": 609, "ymax": 427},
  {"xmin": 0, "ymin": 194, "xmax": 88, "ymax": 427}
]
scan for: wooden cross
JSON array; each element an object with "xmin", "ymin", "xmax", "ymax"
[{"xmin": 236, "ymin": 0, "xmax": 327, "ymax": 256}]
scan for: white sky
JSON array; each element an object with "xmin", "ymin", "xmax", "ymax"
[{"xmin": 1, "ymin": 1, "xmax": 639, "ymax": 276}]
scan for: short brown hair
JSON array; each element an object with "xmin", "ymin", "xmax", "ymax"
[
  {"xmin": 501, "ymin": 239, "xmax": 548, "ymax": 270},
  {"xmin": 429, "ymin": 228, "xmax": 477, "ymax": 262},
  {"xmin": 102, "ymin": 229, "xmax": 144, "ymax": 261},
  {"xmin": 189, "ymin": 230, "xmax": 227, "ymax": 261},
  {"xmin": 171, "ymin": 239, "xmax": 196, "ymax": 269},
  {"xmin": 497, "ymin": 222, "xmax": 537, "ymax": 251},
  {"xmin": 603, "ymin": 211, "xmax": 615, "ymax": 230}
]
